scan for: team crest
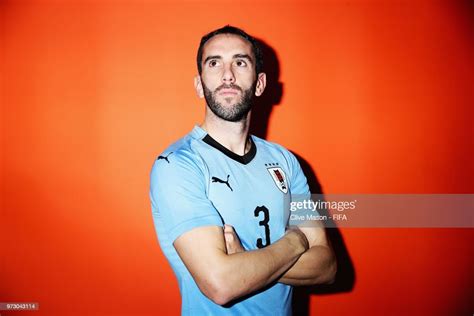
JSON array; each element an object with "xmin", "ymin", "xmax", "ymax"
[{"xmin": 267, "ymin": 167, "xmax": 288, "ymax": 194}]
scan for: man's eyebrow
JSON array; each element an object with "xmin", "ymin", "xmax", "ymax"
[
  {"xmin": 203, "ymin": 55, "xmax": 222, "ymax": 64},
  {"xmin": 233, "ymin": 54, "xmax": 253, "ymax": 62},
  {"xmin": 203, "ymin": 54, "xmax": 253, "ymax": 64}
]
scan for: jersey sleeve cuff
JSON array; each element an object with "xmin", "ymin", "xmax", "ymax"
[{"xmin": 169, "ymin": 214, "xmax": 224, "ymax": 243}]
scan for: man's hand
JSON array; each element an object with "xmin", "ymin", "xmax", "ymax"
[{"xmin": 223, "ymin": 224, "xmax": 245, "ymax": 254}]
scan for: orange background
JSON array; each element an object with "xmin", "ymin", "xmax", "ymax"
[{"xmin": 1, "ymin": 0, "xmax": 473, "ymax": 315}]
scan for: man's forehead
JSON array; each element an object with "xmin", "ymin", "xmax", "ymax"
[{"xmin": 202, "ymin": 34, "xmax": 253, "ymax": 59}]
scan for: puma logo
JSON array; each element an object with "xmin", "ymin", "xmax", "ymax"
[
  {"xmin": 211, "ymin": 175, "xmax": 233, "ymax": 192},
  {"xmin": 157, "ymin": 152, "xmax": 173, "ymax": 163}
]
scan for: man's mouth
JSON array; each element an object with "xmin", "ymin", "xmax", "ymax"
[
  {"xmin": 216, "ymin": 84, "xmax": 242, "ymax": 94},
  {"xmin": 219, "ymin": 89, "xmax": 239, "ymax": 95}
]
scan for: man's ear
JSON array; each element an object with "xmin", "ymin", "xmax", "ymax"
[
  {"xmin": 194, "ymin": 75, "xmax": 204, "ymax": 98},
  {"xmin": 255, "ymin": 72, "xmax": 267, "ymax": 97}
]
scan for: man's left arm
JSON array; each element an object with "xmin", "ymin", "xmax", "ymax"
[
  {"xmin": 279, "ymin": 150, "xmax": 337, "ymax": 286},
  {"xmin": 224, "ymin": 221, "xmax": 336, "ymax": 286},
  {"xmin": 278, "ymin": 222, "xmax": 336, "ymax": 286}
]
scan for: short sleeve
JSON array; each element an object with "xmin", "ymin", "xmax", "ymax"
[
  {"xmin": 150, "ymin": 150, "xmax": 223, "ymax": 243},
  {"xmin": 286, "ymin": 151, "xmax": 311, "ymax": 196},
  {"xmin": 286, "ymin": 151, "xmax": 319, "ymax": 226}
]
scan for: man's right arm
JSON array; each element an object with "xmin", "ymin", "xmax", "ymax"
[{"xmin": 173, "ymin": 225, "xmax": 308, "ymax": 305}]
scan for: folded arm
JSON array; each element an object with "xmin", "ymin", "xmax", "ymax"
[
  {"xmin": 224, "ymin": 221, "xmax": 336, "ymax": 286},
  {"xmin": 173, "ymin": 225, "xmax": 308, "ymax": 305}
]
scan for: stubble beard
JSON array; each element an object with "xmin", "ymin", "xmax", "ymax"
[{"xmin": 202, "ymin": 81, "xmax": 256, "ymax": 123}]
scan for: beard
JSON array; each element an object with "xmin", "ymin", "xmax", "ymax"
[{"xmin": 202, "ymin": 80, "xmax": 256, "ymax": 122}]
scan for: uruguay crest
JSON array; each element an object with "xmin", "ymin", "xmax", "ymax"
[{"xmin": 267, "ymin": 167, "xmax": 288, "ymax": 194}]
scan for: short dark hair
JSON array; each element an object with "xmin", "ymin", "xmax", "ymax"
[{"xmin": 196, "ymin": 25, "xmax": 263, "ymax": 76}]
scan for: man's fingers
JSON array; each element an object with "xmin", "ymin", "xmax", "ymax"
[
  {"xmin": 225, "ymin": 231, "xmax": 235, "ymax": 242},
  {"xmin": 224, "ymin": 224, "xmax": 236, "ymax": 241},
  {"xmin": 224, "ymin": 224, "xmax": 234, "ymax": 233},
  {"xmin": 223, "ymin": 224, "xmax": 244, "ymax": 254}
]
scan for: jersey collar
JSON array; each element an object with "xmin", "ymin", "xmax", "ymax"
[{"xmin": 193, "ymin": 125, "xmax": 257, "ymax": 165}]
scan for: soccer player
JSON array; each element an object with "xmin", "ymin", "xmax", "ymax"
[{"xmin": 150, "ymin": 25, "xmax": 336, "ymax": 315}]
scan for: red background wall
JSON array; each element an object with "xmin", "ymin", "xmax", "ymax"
[{"xmin": 1, "ymin": 0, "xmax": 472, "ymax": 315}]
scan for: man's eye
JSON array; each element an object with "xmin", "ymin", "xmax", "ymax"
[
  {"xmin": 235, "ymin": 60, "xmax": 247, "ymax": 67},
  {"xmin": 209, "ymin": 60, "xmax": 219, "ymax": 67}
]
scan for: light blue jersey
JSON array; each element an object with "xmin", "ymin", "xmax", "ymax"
[{"xmin": 150, "ymin": 125, "xmax": 310, "ymax": 315}]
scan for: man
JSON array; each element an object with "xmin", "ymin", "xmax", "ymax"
[{"xmin": 150, "ymin": 25, "xmax": 336, "ymax": 315}]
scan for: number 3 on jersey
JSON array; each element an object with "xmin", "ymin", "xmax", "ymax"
[{"xmin": 254, "ymin": 206, "xmax": 271, "ymax": 248}]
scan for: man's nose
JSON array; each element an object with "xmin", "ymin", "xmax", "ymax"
[{"xmin": 222, "ymin": 64, "xmax": 235, "ymax": 84}]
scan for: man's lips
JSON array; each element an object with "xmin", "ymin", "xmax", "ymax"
[
  {"xmin": 219, "ymin": 89, "xmax": 239, "ymax": 95},
  {"xmin": 215, "ymin": 84, "xmax": 242, "ymax": 96}
]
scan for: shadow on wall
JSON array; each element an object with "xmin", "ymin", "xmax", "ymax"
[
  {"xmin": 291, "ymin": 153, "xmax": 356, "ymax": 316},
  {"xmin": 250, "ymin": 39, "xmax": 356, "ymax": 315},
  {"xmin": 249, "ymin": 39, "xmax": 283, "ymax": 140}
]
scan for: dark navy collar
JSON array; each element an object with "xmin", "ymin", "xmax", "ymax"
[{"xmin": 202, "ymin": 133, "xmax": 256, "ymax": 165}]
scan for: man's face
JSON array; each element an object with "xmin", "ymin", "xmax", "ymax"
[{"xmin": 196, "ymin": 34, "xmax": 265, "ymax": 122}]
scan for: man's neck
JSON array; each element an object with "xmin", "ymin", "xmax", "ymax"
[{"xmin": 200, "ymin": 112, "xmax": 252, "ymax": 156}]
